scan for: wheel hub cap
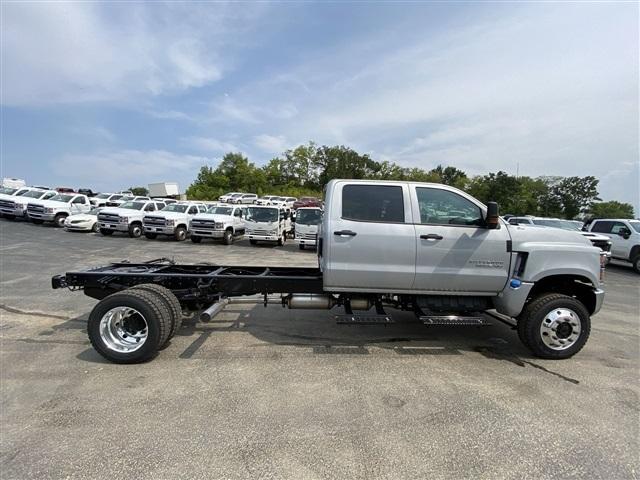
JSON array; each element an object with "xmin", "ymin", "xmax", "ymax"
[
  {"xmin": 99, "ymin": 307, "xmax": 148, "ymax": 352},
  {"xmin": 540, "ymin": 308, "xmax": 581, "ymax": 350}
]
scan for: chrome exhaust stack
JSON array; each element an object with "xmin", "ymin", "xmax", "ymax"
[{"xmin": 200, "ymin": 298, "xmax": 229, "ymax": 322}]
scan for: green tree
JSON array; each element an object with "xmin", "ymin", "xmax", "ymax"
[
  {"xmin": 129, "ymin": 186, "xmax": 149, "ymax": 196},
  {"xmin": 589, "ymin": 201, "xmax": 635, "ymax": 219},
  {"xmin": 552, "ymin": 176, "xmax": 600, "ymax": 219},
  {"xmin": 430, "ymin": 165, "xmax": 468, "ymax": 189},
  {"xmin": 313, "ymin": 145, "xmax": 379, "ymax": 186}
]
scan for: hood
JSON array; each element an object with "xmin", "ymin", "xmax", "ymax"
[
  {"xmin": 67, "ymin": 213, "xmax": 96, "ymax": 221},
  {"xmin": 145, "ymin": 211, "xmax": 186, "ymax": 219},
  {"xmin": 580, "ymin": 232, "xmax": 611, "ymax": 241},
  {"xmin": 29, "ymin": 199, "xmax": 70, "ymax": 208},
  {"xmin": 192, "ymin": 213, "xmax": 234, "ymax": 222},
  {"xmin": 99, "ymin": 207, "xmax": 143, "ymax": 216},
  {"xmin": 506, "ymin": 223, "xmax": 593, "ymax": 249}
]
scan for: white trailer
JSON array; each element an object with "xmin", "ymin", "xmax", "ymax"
[{"xmin": 148, "ymin": 182, "xmax": 179, "ymax": 198}]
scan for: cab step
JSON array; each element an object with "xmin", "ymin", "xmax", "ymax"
[
  {"xmin": 335, "ymin": 314, "xmax": 394, "ymax": 325},
  {"xmin": 421, "ymin": 315, "xmax": 489, "ymax": 326}
]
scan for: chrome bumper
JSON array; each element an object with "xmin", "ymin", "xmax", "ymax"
[
  {"xmin": 593, "ymin": 288, "xmax": 605, "ymax": 315},
  {"xmin": 144, "ymin": 225, "xmax": 174, "ymax": 235}
]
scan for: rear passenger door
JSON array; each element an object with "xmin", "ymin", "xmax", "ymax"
[{"xmin": 324, "ymin": 182, "xmax": 416, "ymax": 291}]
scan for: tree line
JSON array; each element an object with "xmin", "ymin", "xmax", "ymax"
[{"xmin": 186, "ymin": 142, "xmax": 635, "ymax": 219}]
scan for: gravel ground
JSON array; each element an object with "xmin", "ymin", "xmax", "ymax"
[{"xmin": 1, "ymin": 219, "xmax": 638, "ymax": 479}]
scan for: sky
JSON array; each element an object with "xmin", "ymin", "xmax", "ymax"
[{"xmin": 1, "ymin": 1, "xmax": 638, "ymax": 212}]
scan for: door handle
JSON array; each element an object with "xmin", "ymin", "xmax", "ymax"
[
  {"xmin": 334, "ymin": 230, "xmax": 357, "ymax": 237},
  {"xmin": 420, "ymin": 234, "xmax": 443, "ymax": 240}
]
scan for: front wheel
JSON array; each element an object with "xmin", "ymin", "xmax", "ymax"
[
  {"xmin": 92, "ymin": 222, "xmax": 100, "ymax": 233},
  {"xmin": 128, "ymin": 223, "xmax": 142, "ymax": 238},
  {"xmin": 223, "ymin": 230, "xmax": 233, "ymax": 245},
  {"xmin": 54, "ymin": 214, "xmax": 67, "ymax": 228},
  {"xmin": 174, "ymin": 226, "xmax": 187, "ymax": 242},
  {"xmin": 517, "ymin": 293, "xmax": 591, "ymax": 359}
]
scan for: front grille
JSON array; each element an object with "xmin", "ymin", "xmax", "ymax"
[
  {"xmin": 249, "ymin": 229, "xmax": 273, "ymax": 236},
  {"xmin": 70, "ymin": 220, "xmax": 85, "ymax": 224},
  {"xmin": 191, "ymin": 220, "xmax": 217, "ymax": 229},
  {"xmin": 298, "ymin": 233, "xmax": 317, "ymax": 240},
  {"xmin": 144, "ymin": 216, "xmax": 166, "ymax": 226},
  {"xmin": 27, "ymin": 204, "xmax": 45, "ymax": 214},
  {"xmin": 0, "ymin": 199, "xmax": 15, "ymax": 209},
  {"xmin": 98, "ymin": 213, "xmax": 120, "ymax": 223},
  {"xmin": 590, "ymin": 240, "xmax": 611, "ymax": 252}
]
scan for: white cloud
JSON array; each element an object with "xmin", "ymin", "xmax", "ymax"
[
  {"xmin": 183, "ymin": 136, "xmax": 240, "ymax": 153},
  {"xmin": 253, "ymin": 134, "xmax": 289, "ymax": 154},
  {"xmin": 1, "ymin": 3, "xmax": 267, "ymax": 105},
  {"xmin": 54, "ymin": 149, "xmax": 211, "ymax": 191},
  {"xmin": 69, "ymin": 126, "xmax": 116, "ymax": 143}
]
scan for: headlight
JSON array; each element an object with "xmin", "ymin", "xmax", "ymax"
[
  {"xmin": 44, "ymin": 207, "xmax": 55, "ymax": 213},
  {"xmin": 215, "ymin": 222, "xmax": 224, "ymax": 229},
  {"xmin": 119, "ymin": 217, "xmax": 129, "ymax": 223},
  {"xmin": 166, "ymin": 219, "xmax": 175, "ymax": 226},
  {"xmin": 270, "ymin": 230, "xmax": 278, "ymax": 235}
]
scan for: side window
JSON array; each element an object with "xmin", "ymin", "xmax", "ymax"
[
  {"xmin": 156, "ymin": 203, "xmax": 165, "ymax": 210},
  {"xmin": 72, "ymin": 196, "xmax": 86, "ymax": 204},
  {"xmin": 188, "ymin": 206, "xmax": 197, "ymax": 215},
  {"xmin": 44, "ymin": 193, "xmax": 56, "ymax": 200},
  {"xmin": 610, "ymin": 222, "xmax": 628, "ymax": 234},
  {"xmin": 198, "ymin": 205, "xmax": 207, "ymax": 213},
  {"xmin": 416, "ymin": 188, "xmax": 482, "ymax": 226},
  {"xmin": 144, "ymin": 204, "xmax": 155, "ymax": 212},
  {"xmin": 234, "ymin": 208, "xmax": 242, "ymax": 217},
  {"xmin": 342, "ymin": 185, "xmax": 404, "ymax": 223},
  {"xmin": 591, "ymin": 221, "xmax": 613, "ymax": 233}
]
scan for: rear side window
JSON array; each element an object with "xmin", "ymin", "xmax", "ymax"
[
  {"xmin": 342, "ymin": 185, "xmax": 404, "ymax": 223},
  {"xmin": 416, "ymin": 188, "xmax": 482, "ymax": 226}
]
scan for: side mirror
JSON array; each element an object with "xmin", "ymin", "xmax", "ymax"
[
  {"xmin": 485, "ymin": 202, "xmax": 499, "ymax": 229},
  {"xmin": 619, "ymin": 227, "xmax": 631, "ymax": 238}
]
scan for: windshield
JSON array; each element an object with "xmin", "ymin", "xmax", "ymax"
[
  {"xmin": 161, "ymin": 204, "xmax": 188, "ymax": 213},
  {"xmin": 15, "ymin": 188, "xmax": 30, "ymax": 196},
  {"xmin": 49, "ymin": 194, "xmax": 74, "ymax": 203},
  {"xmin": 0, "ymin": 187, "xmax": 18, "ymax": 194},
  {"xmin": 207, "ymin": 206, "xmax": 233, "ymax": 215},
  {"xmin": 629, "ymin": 220, "xmax": 640, "ymax": 233},
  {"xmin": 246, "ymin": 207, "xmax": 278, "ymax": 223},
  {"xmin": 296, "ymin": 209, "xmax": 322, "ymax": 225},
  {"xmin": 120, "ymin": 201, "xmax": 145, "ymax": 210},
  {"xmin": 22, "ymin": 190, "xmax": 47, "ymax": 199}
]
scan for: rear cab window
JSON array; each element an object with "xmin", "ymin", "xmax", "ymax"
[{"xmin": 341, "ymin": 184, "xmax": 405, "ymax": 223}]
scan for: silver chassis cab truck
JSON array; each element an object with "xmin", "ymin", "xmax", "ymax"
[{"xmin": 52, "ymin": 179, "xmax": 606, "ymax": 364}]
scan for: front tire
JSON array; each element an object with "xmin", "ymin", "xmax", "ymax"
[
  {"xmin": 128, "ymin": 223, "xmax": 142, "ymax": 238},
  {"xmin": 174, "ymin": 226, "xmax": 187, "ymax": 241},
  {"xmin": 223, "ymin": 229, "xmax": 233, "ymax": 245},
  {"xmin": 87, "ymin": 289, "xmax": 172, "ymax": 364},
  {"xmin": 517, "ymin": 293, "xmax": 591, "ymax": 359},
  {"xmin": 54, "ymin": 214, "xmax": 67, "ymax": 228},
  {"xmin": 92, "ymin": 222, "xmax": 100, "ymax": 233}
]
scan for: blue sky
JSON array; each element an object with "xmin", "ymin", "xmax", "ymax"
[{"xmin": 1, "ymin": 2, "xmax": 638, "ymax": 212}]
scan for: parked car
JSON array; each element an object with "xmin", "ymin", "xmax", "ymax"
[
  {"xmin": 294, "ymin": 207, "xmax": 322, "ymax": 250},
  {"xmin": 219, "ymin": 192, "xmax": 243, "ymax": 202},
  {"xmin": 143, "ymin": 202, "xmax": 208, "ymax": 241},
  {"xmin": 27, "ymin": 193, "xmax": 92, "ymax": 227},
  {"xmin": 91, "ymin": 193, "xmax": 121, "ymax": 207},
  {"xmin": 508, "ymin": 217, "xmax": 612, "ymax": 259},
  {"xmin": 0, "ymin": 188, "xmax": 58, "ymax": 219},
  {"xmin": 256, "ymin": 195, "xmax": 278, "ymax": 205},
  {"xmin": 245, "ymin": 205, "xmax": 293, "ymax": 246},
  {"xmin": 77, "ymin": 188, "xmax": 97, "ymax": 197},
  {"xmin": 269, "ymin": 196, "xmax": 297, "ymax": 208},
  {"xmin": 293, "ymin": 197, "xmax": 323, "ymax": 210},
  {"xmin": 190, "ymin": 204, "xmax": 246, "ymax": 244},
  {"xmin": 63, "ymin": 207, "xmax": 103, "ymax": 233},
  {"xmin": 585, "ymin": 218, "xmax": 640, "ymax": 273},
  {"xmin": 97, "ymin": 200, "xmax": 166, "ymax": 237},
  {"xmin": 232, "ymin": 193, "xmax": 257, "ymax": 204}
]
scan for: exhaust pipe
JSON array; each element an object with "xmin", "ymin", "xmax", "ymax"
[{"xmin": 200, "ymin": 298, "xmax": 229, "ymax": 322}]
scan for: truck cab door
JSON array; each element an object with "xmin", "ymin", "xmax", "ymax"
[
  {"xmin": 323, "ymin": 182, "xmax": 417, "ymax": 291},
  {"xmin": 410, "ymin": 186, "xmax": 511, "ymax": 294}
]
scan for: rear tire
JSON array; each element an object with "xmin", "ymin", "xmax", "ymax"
[
  {"xmin": 87, "ymin": 289, "xmax": 171, "ymax": 364},
  {"xmin": 128, "ymin": 223, "xmax": 142, "ymax": 238},
  {"xmin": 191, "ymin": 235, "xmax": 202, "ymax": 244},
  {"xmin": 517, "ymin": 293, "xmax": 590, "ymax": 359},
  {"xmin": 130, "ymin": 284, "xmax": 182, "ymax": 348},
  {"xmin": 54, "ymin": 214, "xmax": 67, "ymax": 228},
  {"xmin": 223, "ymin": 229, "xmax": 233, "ymax": 245},
  {"xmin": 145, "ymin": 232, "xmax": 157, "ymax": 239},
  {"xmin": 174, "ymin": 226, "xmax": 187, "ymax": 242}
]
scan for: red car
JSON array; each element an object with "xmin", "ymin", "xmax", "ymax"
[
  {"xmin": 293, "ymin": 197, "xmax": 323, "ymax": 210},
  {"xmin": 56, "ymin": 187, "xmax": 76, "ymax": 193}
]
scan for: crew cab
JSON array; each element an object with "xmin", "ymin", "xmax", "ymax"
[
  {"xmin": 294, "ymin": 207, "xmax": 322, "ymax": 250},
  {"xmin": 509, "ymin": 216, "xmax": 612, "ymax": 259},
  {"xmin": 27, "ymin": 193, "xmax": 92, "ymax": 227},
  {"xmin": 142, "ymin": 202, "xmax": 207, "ymax": 241},
  {"xmin": 586, "ymin": 218, "xmax": 640, "ymax": 273},
  {"xmin": 97, "ymin": 200, "xmax": 166, "ymax": 238},
  {"xmin": 0, "ymin": 188, "xmax": 57, "ymax": 219},
  {"xmin": 190, "ymin": 204, "xmax": 246, "ymax": 245},
  {"xmin": 245, "ymin": 205, "xmax": 293, "ymax": 246},
  {"xmin": 52, "ymin": 179, "xmax": 605, "ymax": 364}
]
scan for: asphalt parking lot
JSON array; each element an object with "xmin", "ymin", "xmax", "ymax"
[{"xmin": 1, "ymin": 220, "xmax": 639, "ymax": 479}]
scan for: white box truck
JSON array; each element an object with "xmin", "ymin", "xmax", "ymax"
[{"xmin": 148, "ymin": 182, "xmax": 179, "ymax": 198}]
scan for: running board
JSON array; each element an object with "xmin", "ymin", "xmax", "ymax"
[
  {"xmin": 335, "ymin": 314, "xmax": 394, "ymax": 325},
  {"xmin": 421, "ymin": 315, "xmax": 489, "ymax": 326}
]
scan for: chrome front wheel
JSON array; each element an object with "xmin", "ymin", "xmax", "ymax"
[
  {"xmin": 539, "ymin": 308, "xmax": 581, "ymax": 351},
  {"xmin": 99, "ymin": 307, "xmax": 148, "ymax": 353}
]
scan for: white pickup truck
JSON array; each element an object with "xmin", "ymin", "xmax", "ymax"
[
  {"xmin": 294, "ymin": 207, "xmax": 323, "ymax": 250},
  {"xmin": 97, "ymin": 200, "xmax": 166, "ymax": 237},
  {"xmin": 142, "ymin": 202, "xmax": 207, "ymax": 241},
  {"xmin": 586, "ymin": 218, "xmax": 640, "ymax": 273},
  {"xmin": 90, "ymin": 193, "xmax": 125, "ymax": 208},
  {"xmin": 190, "ymin": 204, "xmax": 246, "ymax": 244},
  {"xmin": 245, "ymin": 205, "xmax": 293, "ymax": 246},
  {"xmin": 0, "ymin": 188, "xmax": 58, "ymax": 219},
  {"xmin": 27, "ymin": 193, "xmax": 92, "ymax": 227}
]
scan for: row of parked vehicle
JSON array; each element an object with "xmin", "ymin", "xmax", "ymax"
[
  {"xmin": 0, "ymin": 185, "xmax": 324, "ymax": 250},
  {"xmin": 218, "ymin": 191, "xmax": 324, "ymax": 210}
]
